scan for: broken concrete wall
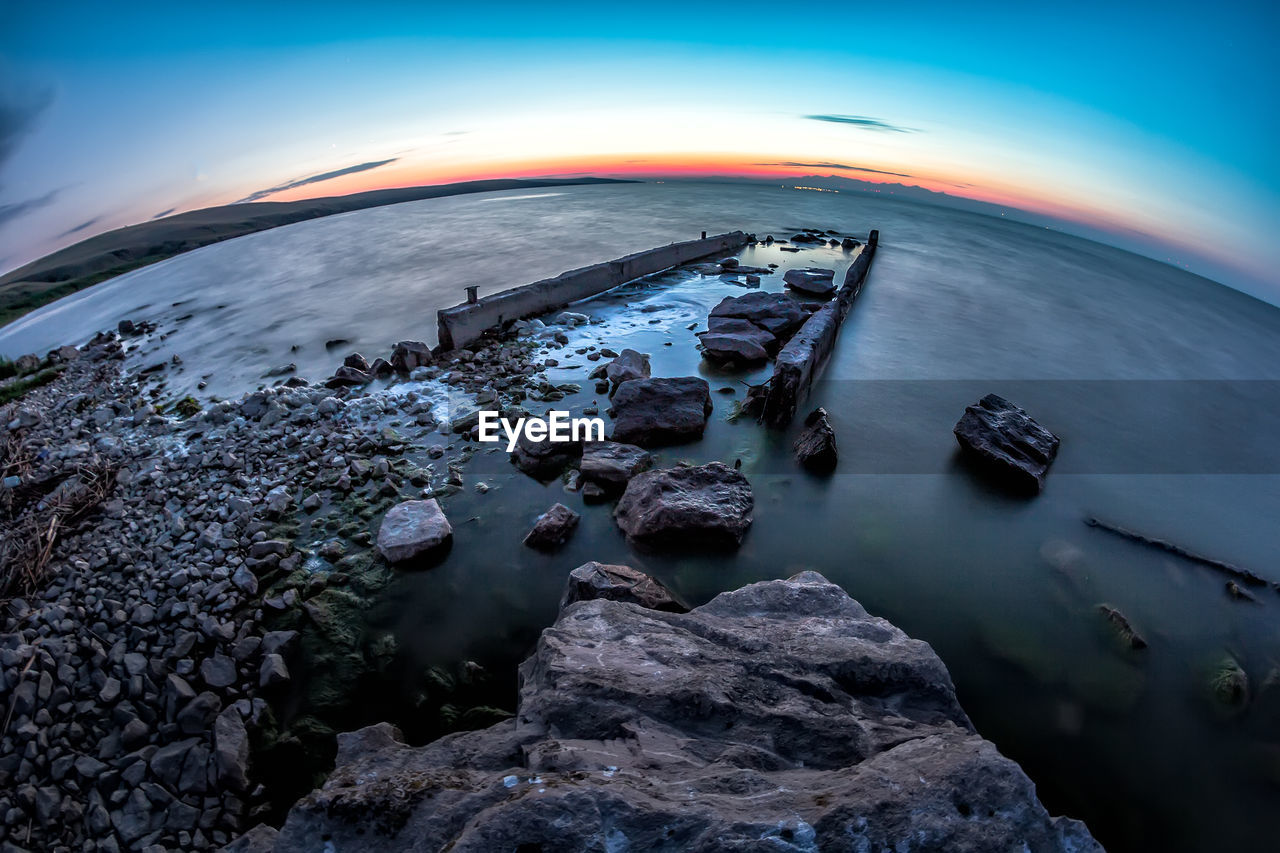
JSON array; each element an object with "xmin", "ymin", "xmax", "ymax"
[
  {"xmin": 437, "ymin": 231, "xmax": 750, "ymax": 349},
  {"xmin": 761, "ymin": 230, "xmax": 879, "ymax": 427}
]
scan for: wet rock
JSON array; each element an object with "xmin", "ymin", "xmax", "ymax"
[
  {"xmin": 376, "ymin": 499, "xmax": 453, "ymax": 565},
  {"xmin": 1097, "ymin": 604, "xmax": 1147, "ymax": 650},
  {"xmin": 391, "ymin": 340, "xmax": 433, "ymax": 374},
  {"xmin": 604, "ymin": 349, "xmax": 650, "ymax": 391},
  {"xmin": 609, "ymin": 377, "xmax": 712, "ymax": 447},
  {"xmin": 696, "ymin": 327, "xmax": 770, "ymax": 363},
  {"xmin": 560, "ymin": 561, "xmax": 686, "ymax": 612},
  {"xmin": 783, "ymin": 267, "xmax": 836, "ymax": 296},
  {"xmin": 709, "ymin": 291, "xmax": 813, "ymax": 338},
  {"xmin": 342, "ymin": 353, "xmax": 371, "ymax": 372},
  {"xmin": 578, "ymin": 441, "xmax": 652, "ymax": 491},
  {"xmin": 614, "ymin": 462, "xmax": 753, "ymax": 549},
  {"xmin": 954, "ymin": 394, "xmax": 1060, "ymax": 494},
  {"xmin": 266, "ymin": 572, "xmax": 1101, "ymax": 853},
  {"xmin": 510, "ymin": 431, "xmax": 583, "ymax": 481},
  {"xmin": 1209, "ymin": 655, "xmax": 1249, "ymax": 711},
  {"xmin": 326, "ymin": 365, "xmax": 373, "ymax": 388},
  {"xmin": 794, "ymin": 407, "xmax": 838, "ymax": 473},
  {"xmin": 523, "ymin": 503, "xmax": 581, "ymax": 550}
]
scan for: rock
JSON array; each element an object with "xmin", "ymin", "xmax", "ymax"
[
  {"xmin": 523, "ymin": 503, "xmax": 581, "ymax": 550},
  {"xmin": 214, "ymin": 708, "xmax": 251, "ymax": 791},
  {"xmin": 510, "ymin": 431, "xmax": 582, "ymax": 481},
  {"xmin": 267, "ymin": 572, "xmax": 1101, "ymax": 853},
  {"xmin": 259, "ymin": 653, "xmax": 291, "ymax": 687},
  {"xmin": 391, "ymin": 340, "xmax": 433, "ymax": 373},
  {"xmin": 223, "ymin": 824, "xmax": 280, "ymax": 853},
  {"xmin": 560, "ymin": 561, "xmax": 686, "ymax": 612},
  {"xmin": 794, "ymin": 407, "xmax": 838, "ymax": 473},
  {"xmin": 717, "ymin": 257, "xmax": 739, "ymax": 269},
  {"xmin": 604, "ymin": 349, "xmax": 650, "ymax": 390},
  {"xmin": 609, "ymin": 377, "xmax": 712, "ymax": 447},
  {"xmin": 841, "ymin": 237, "xmax": 860, "ymax": 250},
  {"xmin": 696, "ymin": 328, "xmax": 769, "ymax": 363},
  {"xmin": 1098, "ymin": 604, "xmax": 1147, "ymax": 650},
  {"xmin": 709, "ymin": 291, "xmax": 813, "ymax": 338},
  {"xmin": 614, "ymin": 462, "xmax": 753, "ymax": 549},
  {"xmin": 177, "ymin": 692, "xmax": 223, "ymax": 734},
  {"xmin": 376, "ymin": 499, "xmax": 453, "ymax": 565},
  {"xmin": 200, "ymin": 654, "xmax": 237, "ymax": 688},
  {"xmin": 325, "ymin": 365, "xmax": 372, "ymax": 388},
  {"xmin": 783, "ymin": 267, "xmax": 836, "ymax": 296},
  {"xmin": 578, "ymin": 441, "xmax": 652, "ymax": 491},
  {"xmin": 343, "ymin": 352, "xmax": 371, "ymax": 371},
  {"xmin": 954, "ymin": 394, "xmax": 1060, "ymax": 494}
]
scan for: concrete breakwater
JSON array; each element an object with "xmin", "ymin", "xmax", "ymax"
[
  {"xmin": 436, "ymin": 231, "xmax": 750, "ymax": 349},
  {"xmin": 762, "ymin": 229, "xmax": 879, "ymax": 427}
]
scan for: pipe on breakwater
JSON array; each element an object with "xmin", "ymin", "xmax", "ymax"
[
  {"xmin": 761, "ymin": 230, "xmax": 879, "ymax": 427},
  {"xmin": 437, "ymin": 231, "xmax": 751, "ymax": 350}
]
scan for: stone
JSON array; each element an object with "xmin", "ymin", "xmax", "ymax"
[
  {"xmin": 696, "ymin": 328, "xmax": 769, "ymax": 363},
  {"xmin": 609, "ymin": 377, "xmax": 712, "ymax": 447},
  {"xmin": 510, "ymin": 431, "xmax": 582, "ymax": 481},
  {"xmin": 342, "ymin": 352, "xmax": 371, "ymax": 371},
  {"xmin": 200, "ymin": 654, "xmax": 237, "ymax": 689},
  {"xmin": 326, "ymin": 365, "xmax": 372, "ymax": 388},
  {"xmin": 264, "ymin": 573, "xmax": 1101, "ymax": 853},
  {"xmin": 177, "ymin": 692, "xmax": 223, "ymax": 734},
  {"xmin": 578, "ymin": 441, "xmax": 652, "ymax": 491},
  {"xmin": 794, "ymin": 407, "xmax": 838, "ymax": 473},
  {"xmin": 603, "ymin": 349, "xmax": 650, "ymax": 390},
  {"xmin": 709, "ymin": 291, "xmax": 813, "ymax": 338},
  {"xmin": 954, "ymin": 394, "xmax": 1060, "ymax": 494},
  {"xmin": 614, "ymin": 462, "xmax": 753, "ymax": 549},
  {"xmin": 523, "ymin": 503, "xmax": 581, "ymax": 550},
  {"xmin": 259, "ymin": 653, "xmax": 290, "ymax": 687},
  {"xmin": 213, "ymin": 708, "xmax": 251, "ymax": 791},
  {"xmin": 783, "ymin": 267, "xmax": 837, "ymax": 296},
  {"xmin": 391, "ymin": 340, "xmax": 433, "ymax": 374},
  {"xmin": 560, "ymin": 561, "xmax": 686, "ymax": 613},
  {"xmin": 376, "ymin": 499, "xmax": 453, "ymax": 565},
  {"xmin": 222, "ymin": 824, "xmax": 280, "ymax": 853}
]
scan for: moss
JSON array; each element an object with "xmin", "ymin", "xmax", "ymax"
[
  {"xmin": 166, "ymin": 395, "xmax": 201, "ymax": 418},
  {"xmin": 0, "ymin": 365, "xmax": 64, "ymax": 404},
  {"xmin": 1209, "ymin": 655, "xmax": 1250, "ymax": 711}
]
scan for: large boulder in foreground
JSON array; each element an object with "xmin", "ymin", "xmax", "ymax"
[
  {"xmin": 559, "ymin": 561, "xmax": 686, "ymax": 612},
  {"xmin": 266, "ymin": 572, "xmax": 1101, "ymax": 853},
  {"xmin": 376, "ymin": 499, "xmax": 453, "ymax": 564},
  {"xmin": 954, "ymin": 394, "xmax": 1060, "ymax": 494},
  {"xmin": 614, "ymin": 461, "xmax": 753, "ymax": 549},
  {"xmin": 609, "ymin": 377, "xmax": 712, "ymax": 447}
]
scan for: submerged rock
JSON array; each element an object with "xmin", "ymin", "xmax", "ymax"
[
  {"xmin": 954, "ymin": 394, "xmax": 1060, "ymax": 494},
  {"xmin": 266, "ymin": 572, "xmax": 1101, "ymax": 853},
  {"xmin": 783, "ymin": 267, "xmax": 837, "ymax": 296},
  {"xmin": 604, "ymin": 348, "xmax": 650, "ymax": 391},
  {"xmin": 609, "ymin": 376, "xmax": 712, "ymax": 447},
  {"xmin": 559, "ymin": 561, "xmax": 686, "ymax": 612},
  {"xmin": 1098, "ymin": 604, "xmax": 1147, "ymax": 650},
  {"xmin": 578, "ymin": 440, "xmax": 652, "ymax": 491},
  {"xmin": 523, "ymin": 502, "xmax": 581, "ymax": 550},
  {"xmin": 510, "ymin": 431, "xmax": 583, "ymax": 481},
  {"xmin": 794, "ymin": 406, "xmax": 838, "ymax": 472},
  {"xmin": 614, "ymin": 461, "xmax": 753, "ymax": 549},
  {"xmin": 376, "ymin": 499, "xmax": 453, "ymax": 565}
]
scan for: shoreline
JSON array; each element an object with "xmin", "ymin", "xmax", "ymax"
[{"xmin": 0, "ymin": 178, "xmax": 633, "ymax": 330}]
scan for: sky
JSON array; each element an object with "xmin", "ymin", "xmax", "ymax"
[{"xmin": 1, "ymin": 1, "xmax": 1277, "ymax": 301}]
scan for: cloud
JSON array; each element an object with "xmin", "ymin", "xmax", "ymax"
[
  {"xmin": 0, "ymin": 187, "xmax": 59, "ymax": 230},
  {"xmin": 804, "ymin": 114, "xmax": 915, "ymax": 133},
  {"xmin": 56, "ymin": 216, "xmax": 100, "ymax": 239},
  {"xmin": 757, "ymin": 161, "xmax": 915, "ymax": 178},
  {"xmin": 152, "ymin": 208, "xmax": 176, "ymax": 220},
  {"xmin": 0, "ymin": 80, "xmax": 53, "ymax": 173},
  {"xmin": 235, "ymin": 158, "xmax": 399, "ymax": 203}
]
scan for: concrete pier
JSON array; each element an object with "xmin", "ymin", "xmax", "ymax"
[
  {"xmin": 437, "ymin": 231, "xmax": 750, "ymax": 349},
  {"xmin": 762, "ymin": 230, "xmax": 879, "ymax": 427}
]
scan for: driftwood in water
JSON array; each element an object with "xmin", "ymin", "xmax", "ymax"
[
  {"xmin": 1084, "ymin": 516, "xmax": 1271, "ymax": 588},
  {"xmin": 761, "ymin": 230, "xmax": 879, "ymax": 427}
]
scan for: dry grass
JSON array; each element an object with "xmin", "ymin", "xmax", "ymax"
[{"xmin": 1, "ymin": 434, "xmax": 116, "ymax": 599}]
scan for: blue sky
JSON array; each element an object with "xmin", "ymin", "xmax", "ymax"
[{"xmin": 2, "ymin": 1, "xmax": 1277, "ymax": 299}]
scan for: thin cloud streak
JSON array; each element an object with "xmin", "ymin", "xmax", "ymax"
[
  {"xmin": 804, "ymin": 114, "xmax": 916, "ymax": 133},
  {"xmin": 757, "ymin": 161, "xmax": 915, "ymax": 178},
  {"xmin": 235, "ymin": 158, "xmax": 399, "ymax": 203},
  {"xmin": 0, "ymin": 188, "xmax": 59, "ymax": 230}
]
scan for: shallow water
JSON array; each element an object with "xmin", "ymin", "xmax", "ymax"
[{"xmin": 11, "ymin": 183, "xmax": 1280, "ymax": 851}]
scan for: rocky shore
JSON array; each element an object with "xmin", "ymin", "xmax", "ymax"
[
  {"xmin": 261, "ymin": 570, "xmax": 1101, "ymax": 852},
  {"xmin": 0, "ymin": 232, "xmax": 1101, "ymax": 852}
]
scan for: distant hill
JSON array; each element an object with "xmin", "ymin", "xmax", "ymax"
[{"xmin": 0, "ymin": 177, "xmax": 630, "ymax": 327}]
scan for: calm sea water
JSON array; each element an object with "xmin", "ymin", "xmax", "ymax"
[{"xmin": 9, "ymin": 183, "xmax": 1280, "ymax": 851}]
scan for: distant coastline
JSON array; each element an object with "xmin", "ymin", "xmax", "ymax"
[{"xmin": 0, "ymin": 177, "xmax": 632, "ymax": 329}]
